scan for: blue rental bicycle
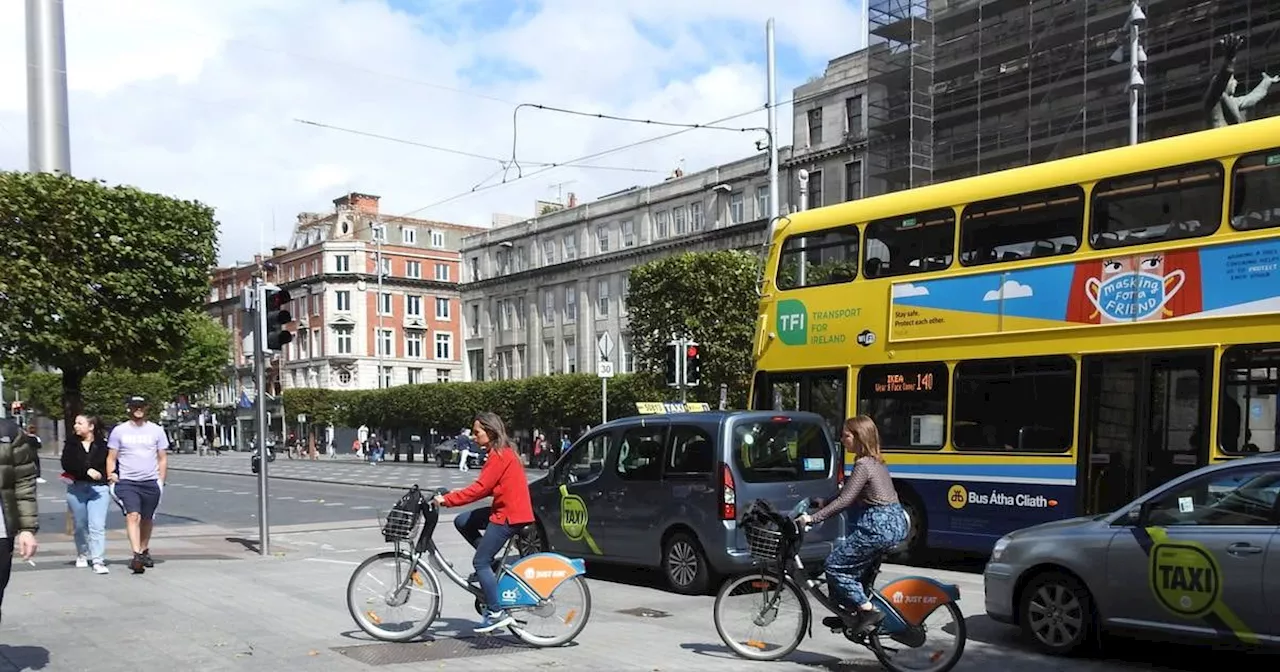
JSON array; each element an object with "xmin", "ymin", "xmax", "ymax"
[
  {"xmin": 346, "ymin": 485, "xmax": 592, "ymax": 646},
  {"xmin": 713, "ymin": 499, "xmax": 966, "ymax": 672}
]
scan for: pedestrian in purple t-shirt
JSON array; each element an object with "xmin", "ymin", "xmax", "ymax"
[{"xmin": 106, "ymin": 396, "xmax": 168, "ymax": 574}]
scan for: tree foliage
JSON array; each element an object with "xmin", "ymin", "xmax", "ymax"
[
  {"xmin": 0, "ymin": 172, "xmax": 219, "ymax": 435},
  {"xmin": 284, "ymin": 372, "xmax": 674, "ymax": 435},
  {"xmin": 627, "ymin": 250, "xmax": 759, "ymax": 407},
  {"xmin": 168, "ymin": 312, "xmax": 232, "ymax": 398},
  {"xmin": 20, "ymin": 369, "xmax": 170, "ymax": 425}
]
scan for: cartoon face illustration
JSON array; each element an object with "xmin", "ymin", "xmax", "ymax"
[{"xmin": 1084, "ymin": 254, "xmax": 1186, "ymax": 323}]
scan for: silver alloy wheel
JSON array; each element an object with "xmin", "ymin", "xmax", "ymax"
[
  {"xmin": 667, "ymin": 540, "xmax": 700, "ymax": 587},
  {"xmin": 1026, "ymin": 581, "xmax": 1084, "ymax": 648}
]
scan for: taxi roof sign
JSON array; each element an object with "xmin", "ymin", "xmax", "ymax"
[{"xmin": 635, "ymin": 402, "xmax": 711, "ymax": 414}]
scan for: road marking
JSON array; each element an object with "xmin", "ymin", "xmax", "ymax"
[
  {"xmin": 216, "ymin": 489, "xmax": 232, "ymax": 493},
  {"xmin": 298, "ymin": 499, "xmax": 318, "ymax": 503},
  {"xmin": 304, "ymin": 558, "xmax": 359, "ymax": 566},
  {"xmin": 350, "ymin": 506, "xmax": 372, "ymax": 510},
  {"xmin": 277, "ymin": 496, "xmax": 295, "ymax": 500},
  {"xmin": 233, "ymin": 491, "xmax": 250, "ymax": 495},
  {"xmin": 324, "ymin": 502, "xmax": 344, "ymax": 507}
]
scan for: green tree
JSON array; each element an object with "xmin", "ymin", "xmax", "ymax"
[
  {"xmin": 0, "ymin": 172, "xmax": 218, "ymax": 437},
  {"xmin": 168, "ymin": 312, "xmax": 232, "ymax": 399},
  {"xmin": 627, "ymin": 250, "xmax": 759, "ymax": 407},
  {"xmin": 19, "ymin": 369, "xmax": 170, "ymax": 425}
]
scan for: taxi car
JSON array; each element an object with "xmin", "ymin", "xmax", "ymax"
[{"xmin": 984, "ymin": 452, "xmax": 1280, "ymax": 654}]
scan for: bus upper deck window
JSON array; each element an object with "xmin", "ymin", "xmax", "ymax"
[
  {"xmin": 1230, "ymin": 149, "xmax": 1280, "ymax": 231},
  {"xmin": 776, "ymin": 225, "xmax": 860, "ymax": 290},
  {"xmin": 1090, "ymin": 161, "xmax": 1223, "ymax": 250},
  {"xmin": 864, "ymin": 208, "xmax": 956, "ymax": 278},
  {"xmin": 960, "ymin": 186, "xmax": 1084, "ymax": 267}
]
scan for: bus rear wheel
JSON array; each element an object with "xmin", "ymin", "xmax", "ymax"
[{"xmin": 890, "ymin": 496, "xmax": 925, "ymax": 561}]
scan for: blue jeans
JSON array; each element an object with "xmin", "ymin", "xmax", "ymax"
[
  {"xmin": 826, "ymin": 503, "xmax": 908, "ymax": 610},
  {"xmin": 66, "ymin": 482, "xmax": 110, "ymax": 563},
  {"xmin": 454, "ymin": 507, "xmax": 515, "ymax": 612}
]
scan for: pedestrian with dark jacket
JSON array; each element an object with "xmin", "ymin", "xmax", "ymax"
[
  {"xmin": 0, "ymin": 418, "xmax": 40, "ymax": 624},
  {"xmin": 61, "ymin": 414, "xmax": 111, "ymax": 574}
]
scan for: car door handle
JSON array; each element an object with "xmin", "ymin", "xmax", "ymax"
[{"xmin": 1227, "ymin": 543, "xmax": 1263, "ymax": 556}]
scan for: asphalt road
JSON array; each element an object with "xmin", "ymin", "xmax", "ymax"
[{"xmin": 34, "ymin": 457, "xmax": 493, "ymax": 534}]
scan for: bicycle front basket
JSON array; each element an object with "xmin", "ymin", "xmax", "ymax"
[
  {"xmin": 381, "ymin": 501, "xmax": 421, "ymax": 541},
  {"xmin": 743, "ymin": 520, "xmax": 785, "ymax": 563}
]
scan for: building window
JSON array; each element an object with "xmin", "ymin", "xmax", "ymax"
[
  {"xmin": 405, "ymin": 294, "xmax": 422, "ymax": 317},
  {"xmin": 380, "ymin": 257, "xmax": 391, "ymax": 277},
  {"xmin": 430, "ymin": 230, "xmax": 445, "ymax": 248},
  {"xmin": 807, "ymin": 107, "xmax": 823, "ymax": 146},
  {"xmin": 336, "ymin": 291, "xmax": 351, "ymax": 312},
  {"xmin": 469, "ymin": 303, "xmax": 481, "ymax": 337},
  {"xmin": 335, "ymin": 255, "xmax": 351, "ymax": 272},
  {"xmin": 563, "ymin": 233, "xmax": 577, "ymax": 260},
  {"xmin": 380, "ymin": 366, "xmax": 393, "ymax": 388},
  {"xmin": 729, "ymin": 192, "xmax": 744, "ymax": 225},
  {"xmin": 622, "ymin": 334, "xmax": 634, "ymax": 373},
  {"xmin": 809, "ymin": 170, "xmax": 824, "ymax": 208},
  {"xmin": 543, "ymin": 339, "xmax": 555, "ymax": 374},
  {"xmin": 673, "ymin": 206, "xmax": 688, "ymax": 235},
  {"xmin": 406, "ymin": 260, "xmax": 422, "ymax": 279},
  {"xmin": 542, "ymin": 239, "xmax": 555, "ymax": 265},
  {"xmin": 377, "ymin": 292, "xmax": 392, "ymax": 315},
  {"xmin": 845, "ymin": 95, "xmax": 862, "ymax": 137},
  {"xmin": 496, "ymin": 248, "xmax": 510, "ymax": 275},
  {"xmin": 655, "ymin": 210, "xmax": 670, "ymax": 238},
  {"xmin": 513, "ymin": 297, "xmax": 524, "ymax": 330},
  {"xmin": 373, "ymin": 225, "xmax": 388, "ymax": 243},
  {"xmin": 401, "ymin": 227, "xmax": 417, "ymax": 244},
  {"xmin": 500, "ymin": 299, "xmax": 512, "ymax": 331},
  {"xmin": 288, "ymin": 266, "xmax": 295, "ymax": 282},
  {"xmin": 376, "ymin": 328, "xmax": 394, "ymax": 357},
  {"xmin": 597, "ymin": 278, "xmax": 610, "ymax": 316},
  {"xmin": 844, "ymin": 161, "xmax": 862, "ymax": 202},
  {"xmin": 311, "ymin": 259, "xmax": 319, "ymax": 275},
  {"xmin": 335, "ymin": 327, "xmax": 353, "ymax": 355},
  {"xmin": 543, "ymin": 290, "xmax": 555, "ymax": 323},
  {"xmin": 407, "ymin": 367, "xmax": 423, "ymax": 384},
  {"xmin": 756, "ymin": 185, "xmax": 770, "ymax": 219},
  {"xmin": 621, "ymin": 275, "xmax": 630, "ymax": 312},
  {"xmin": 564, "ymin": 339, "xmax": 577, "ymax": 374},
  {"xmin": 435, "ymin": 333, "xmax": 452, "ymax": 360},
  {"xmin": 406, "ymin": 332, "xmax": 423, "ymax": 359},
  {"xmin": 337, "ymin": 369, "xmax": 352, "ymax": 385},
  {"xmin": 435, "ymin": 297, "xmax": 451, "ymax": 320},
  {"xmin": 597, "ymin": 225, "xmax": 610, "ymax": 253},
  {"xmin": 469, "ymin": 256, "xmax": 480, "ymax": 281},
  {"xmin": 621, "ymin": 220, "xmax": 635, "ymax": 247},
  {"xmin": 434, "ymin": 263, "xmax": 449, "ymax": 281},
  {"xmin": 436, "ymin": 369, "xmax": 452, "ymax": 383},
  {"xmin": 565, "ymin": 287, "xmax": 577, "ymax": 322}
]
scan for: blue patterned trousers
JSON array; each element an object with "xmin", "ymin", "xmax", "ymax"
[{"xmin": 825, "ymin": 503, "xmax": 908, "ymax": 610}]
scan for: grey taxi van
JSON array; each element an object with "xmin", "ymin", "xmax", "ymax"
[{"xmin": 525, "ymin": 410, "xmax": 846, "ymax": 594}]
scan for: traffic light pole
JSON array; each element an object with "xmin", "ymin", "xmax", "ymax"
[
  {"xmin": 679, "ymin": 337, "xmax": 688, "ymax": 404},
  {"xmin": 252, "ymin": 276, "xmax": 271, "ymax": 556}
]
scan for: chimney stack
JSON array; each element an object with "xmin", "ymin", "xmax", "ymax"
[{"xmin": 333, "ymin": 192, "xmax": 381, "ymax": 215}]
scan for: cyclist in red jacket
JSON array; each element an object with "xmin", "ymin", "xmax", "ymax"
[{"xmin": 435, "ymin": 411, "xmax": 534, "ymax": 633}]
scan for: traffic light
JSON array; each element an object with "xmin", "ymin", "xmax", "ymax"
[
  {"xmin": 664, "ymin": 342, "xmax": 680, "ymax": 388},
  {"xmin": 263, "ymin": 286, "xmax": 294, "ymax": 351},
  {"xmin": 684, "ymin": 342, "xmax": 702, "ymax": 387}
]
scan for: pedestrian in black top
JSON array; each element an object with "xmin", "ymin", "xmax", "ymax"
[{"xmin": 61, "ymin": 414, "xmax": 111, "ymax": 574}]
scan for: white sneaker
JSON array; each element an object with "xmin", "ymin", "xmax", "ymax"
[
  {"xmin": 75, "ymin": 556, "xmax": 88, "ymax": 568},
  {"xmin": 92, "ymin": 562, "xmax": 109, "ymax": 575},
  {"xmin": 36, "ymin": 477, "xmax": 47, "ymax": 484}
]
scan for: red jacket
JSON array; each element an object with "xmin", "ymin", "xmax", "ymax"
[{"xmin": 442, "ymin": 446, "xmax": 534, "ymax": 525}]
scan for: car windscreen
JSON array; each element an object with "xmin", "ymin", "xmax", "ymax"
[{"xmin": 731, "ymin": 417, "xmax": 832, "ymax": 483}]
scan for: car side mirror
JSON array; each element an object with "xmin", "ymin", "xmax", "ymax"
[{"xmin": 1124, "ymin": 502, "xmax": 1148, "ymax": 526}]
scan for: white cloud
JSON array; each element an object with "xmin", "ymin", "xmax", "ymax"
[
  {"xmin": 0, "ymin": 0, "xmax": 866, "ymax": 265},
  {"xmin": 892, "ymin": 283, "xmax": 929, "ymax": 299},
  {"xmin": 983, "ymin": 280, "xmax": 1034, "ymax": 302}
]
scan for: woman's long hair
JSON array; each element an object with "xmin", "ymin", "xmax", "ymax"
[
  {"xmin": 76, "ymin": 414, "xmax": 108, "ymax": 444},
  {"xmin": 474, "ymin": 411, "xmax": 512, "ymax": 454},
  {"xmin": 844, "ymin": 415, "xmax": 884, "ymax": 464}
]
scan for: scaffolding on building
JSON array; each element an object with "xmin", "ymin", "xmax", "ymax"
[
  {"xmin": 867, "ymin": 0, "xmax": 936, "ymax": 195},
  {"xmin": 869, "ymin": 0, "xmax": 1280, "ymax": 191}
]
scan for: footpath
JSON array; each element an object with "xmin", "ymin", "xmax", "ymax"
[
  {"xmin": 149, "ymin": 453, "xmax": 545, "ymax": 491},
  {"xmin": 0, "ymin": 514, "xmax": 1166, "ymax": 672}
]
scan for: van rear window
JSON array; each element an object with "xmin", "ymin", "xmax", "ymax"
[{"xmin": 731, "ymin": 418, "xmax": 831, "ymax": 483}]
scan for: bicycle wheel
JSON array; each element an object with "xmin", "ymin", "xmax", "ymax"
[
  {"xmin": 509, "ymin": 574, "xmax": 592, "ymax": 647},
  {"xmin": 869, "ymin": 601, "xmax": 966, "ymax": 672},
  {"xmin": 346, "ymin": 551, "xmax": 442, "ymax": 642},
  {"xmin": 713, "ymin": 572, "xmax": 810, "ymax": 661}
]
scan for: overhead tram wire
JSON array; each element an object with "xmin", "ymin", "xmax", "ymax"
[
  {"xmin": 396, "ymin": 98, "xmax": 798, "ymax": 219},
  {"xmin": 293, "ymin": 119, "xmax": 663, "ymax": 174},
  {"xmin": 508, "ymin": 103, "xmax": 769, "ymax": 177}
]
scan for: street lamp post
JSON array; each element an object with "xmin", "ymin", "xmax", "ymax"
[{"xmin": 374, "ymin": 223, "xmax": 386, "ymax": 388}]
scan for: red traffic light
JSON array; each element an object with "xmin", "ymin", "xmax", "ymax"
[
  {"xmin": 267, "ymin": 288, "xmax": 291, "ymax": 310},
  {"xmin": 686, "ymin": 345, "xmax": 698, "ymax": 357}
]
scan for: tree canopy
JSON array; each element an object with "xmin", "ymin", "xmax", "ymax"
[
  {"xmin": 626, "ymin": 250, "xmax": 760, "ymax": 407},
  {"xmin": 0, "ymin": 171, "xmax": 219, "ymax": 433}
]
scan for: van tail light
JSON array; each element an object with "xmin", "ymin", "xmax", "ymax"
[
  {"xmin": 837, "ymin": 458, "xmax": 846, "ymax": 486},
  {"xmin": 719, "ymin": 463, "xmax": 736, "ymax": 520}
]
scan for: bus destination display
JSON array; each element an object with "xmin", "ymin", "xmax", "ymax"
[{"xmin": 873, "ymin": 371, "xmax": 936, "ymax": 394}]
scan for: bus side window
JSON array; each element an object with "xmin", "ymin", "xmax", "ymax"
[
  {"xmin": 1090, "ymin": 161, "xmax": 1223, "ymax": 250},
  {"xmin": 1230, "ymin": 149, "xmax": 1280, "ymax": 231},
  {"xmin": 864, "ymin": 208, "xmax": 956, "ymax": 278},
  {"xmin": 959, "ymin": 185, "xmax": 1084, "ymax": 267},
  {"xmin": 776, "ymin": 225, "xmax": 860, "ymax": 290},
  {"xmin": 1218, "ymin": 344, "xmax": 1280, "ymax": 455},
  {"xmin": 951, "ymin": 356, "xmax": 1075, "ymax": 453}
]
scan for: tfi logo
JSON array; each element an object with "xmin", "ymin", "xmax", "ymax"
[{"xmin": 776, "ymin": 300, "xmax": 808, "ymax": 346}]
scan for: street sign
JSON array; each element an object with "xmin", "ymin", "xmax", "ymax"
[
  {"xmin": 597, "ymin": 332, "xmax": 614, "ymax": 360},
  {"xmin": 297, "ymin": 414, "xmax": 307, "ymax": 424},
  {"xmin": 597, "ymin": 361, "xmax": 615, "ymax": 378}
]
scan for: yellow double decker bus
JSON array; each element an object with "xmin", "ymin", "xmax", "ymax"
[{"xmin": 751, "ymin": 115, "xmax": 1280, "ymax": 556}]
